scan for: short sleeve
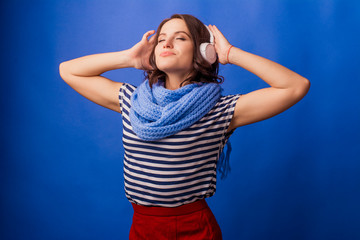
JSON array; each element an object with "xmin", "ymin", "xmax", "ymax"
[
  {"xmin": 222, "ymin": 94, "xmax": 241, "ymax": 136},
  {"xmin": 213, "ymin": 94, "xmax": 241, "ymax": 140},
  {"xmin": 193, "ymin": 93, "xmax": 241, "ymax": 144},
  {"xmin": 215, "ymin": 94, "xmax": 241, "ymax": 154},
  {"xmin": 118, "ymin": 83, "xmax": 137, "ymax": 114}
]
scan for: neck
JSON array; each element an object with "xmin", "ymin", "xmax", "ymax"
[{"xmin": 164, "ymin": 72, "xmax": 192, "ymax": 90}]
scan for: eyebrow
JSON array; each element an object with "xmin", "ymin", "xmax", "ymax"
[{"xmin": 158, "ymin": 31, "xmax": 191, "ymax": 38}]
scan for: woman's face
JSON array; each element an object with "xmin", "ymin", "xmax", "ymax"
[{"xmin": 154, "ymin": 18, "xmax": 194, "ymax": 76}]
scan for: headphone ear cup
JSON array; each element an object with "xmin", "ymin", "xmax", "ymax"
[{"xmin": 200, "ymin": 43, "xmax": 217, "ymax": 64}]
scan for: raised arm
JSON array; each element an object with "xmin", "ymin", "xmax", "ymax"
[
  {"xmin": 59, "ymin": 30, "xmax": 156, "ymax": 113},
  {"xmin": 208, "ymin": 25, "xmax": 310, "ymax": 131}
]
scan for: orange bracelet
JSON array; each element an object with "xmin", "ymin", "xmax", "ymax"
[{"xmin": 227, "ymin": 45, "xmax": 234, "ymax": 64}]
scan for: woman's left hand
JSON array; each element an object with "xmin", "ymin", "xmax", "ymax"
[{"xmin": 208, "ymin": 25, "xmax": 232, "ymax": 65}]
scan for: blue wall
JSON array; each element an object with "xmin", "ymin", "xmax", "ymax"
[{"xmin": 1, "ymin": 0, "xmax": 360, "ymax": 239}]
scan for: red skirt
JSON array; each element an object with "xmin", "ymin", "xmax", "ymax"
[{"xmin": 129, "ymin": 199, "xmax": 222, "ymax": 240}]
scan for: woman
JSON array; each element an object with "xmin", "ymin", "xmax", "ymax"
[{"xmin": 59, "ymin": 14, "xmax": 309, "ymax": 240}]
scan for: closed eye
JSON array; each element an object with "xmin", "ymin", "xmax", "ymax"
[{"xmin": 158, "ymin": 37, "xmax": 186, "ymax": 43}]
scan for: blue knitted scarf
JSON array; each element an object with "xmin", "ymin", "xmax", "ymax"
[
  {"xmin": 130, "ymin": 79, "xmax": 221, "ymax": 141},
  {"xmin": 129, "ymin": 79, "xmax": 232, "ymax": 179}
]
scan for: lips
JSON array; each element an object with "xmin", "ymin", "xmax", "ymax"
[{"xmin": 160, "ymin": 51, "xmax": 175, "ymax": 57}]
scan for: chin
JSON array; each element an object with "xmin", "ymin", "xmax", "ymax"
[
  {"xmin": 156, "ymin": 60, "xmax": 175, "ymax": 69},
  {"xmin": 157, "ymin": 64, "xmax": 176, "ymax": 73},
  {"xmin": 157, "ymin": 63, "xmax": 192, "ymax": 74}
]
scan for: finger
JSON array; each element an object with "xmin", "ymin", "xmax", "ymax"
[
  {"xmin": 208, "ymin": 25, "xmax": 215, "ymax": 36},
  {"xmin": 147, "ymin": 30, "xmax": 156, "ymax": 41},
  {"xmin": 209, "ymin": 25, "xmax": 221, "ymax": 41},
  {"xmin": 212, "ymin": 25, "xmax": 231, "ymax": 46},
  {"xmin": 211, "ymin": 25, "xmax": 224, "ymax": 39},
  {"xmin": 208, "ymin": 25, "xmax": 215, "ymax": 32},
  {"xmin": 207, "ymin": 24, "xmax": 214, "ymax": 35},
  {"xmin": 209, "ymin": 24, "xmax": 216, "ymax": 32},
  {"xmin": 211, "ymin": 25, "xmax": 220, "ymax": 33},
  {"xmin": 148, "ymin": 32, "xmax": 157, "ymax": 43},
  {"xmin": 142, "ymin": 30, "xmax": 155, "ymax": 41},
  {"xmin": 208, "ymin": 25, "xmax": 218, "ymax": 43}
]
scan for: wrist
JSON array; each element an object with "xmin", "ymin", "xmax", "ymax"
[
  {"xmin": 118, "ymin": 49, "xmax": 136, "ymax": 68},
  {"xmin": 226, "ymin": 45, "xmax": 234, "ymax": 64}
]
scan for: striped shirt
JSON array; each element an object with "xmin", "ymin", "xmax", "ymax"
[{"xmin": 119, "ymin": 83, "xmax": 240, "ymax": 207}]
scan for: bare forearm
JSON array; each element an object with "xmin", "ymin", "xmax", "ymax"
[
  {"xmin": 228, "ymin": 47, "xmax": 308, "ymax": 89},
  {"xmin": 60, "ymin": 50, "xmax": 133, "ymax": 77}
]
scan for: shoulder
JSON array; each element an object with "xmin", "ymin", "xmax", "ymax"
[
  {"xmin": 215, "ymin": 94, "xmax": 242, "ymax": 109},
  {"xmin": 119, "ymin": 83, "xmax": 137, "ymax": 101},
  {"xmin": 119, "ymin": 83, "xmax": 137, "ymax": 113},
  {"xmin": 201, "ymin": 94, "xmax": 242, "ymax": 122},
  {"xmin": 119, "ymin": 83, "xmax": 137, "ymax": 94}
]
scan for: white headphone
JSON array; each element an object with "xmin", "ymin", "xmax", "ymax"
[{"xmin": 199, "ymin": 25, "xmax": 217, "ymax": 64}]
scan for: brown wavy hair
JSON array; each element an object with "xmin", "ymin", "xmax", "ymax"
[{"xmin": 145, "ymin": 14, "xmax": 224, "ymax": 87}]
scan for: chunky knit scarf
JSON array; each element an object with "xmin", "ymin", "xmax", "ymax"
[
  {"xmin": 129, "ymin": 79, "xmax": 222, "ymax": 141},
  {"xmin": 130, "ymin": 79, "xmax": 233, "ymax": 179}
]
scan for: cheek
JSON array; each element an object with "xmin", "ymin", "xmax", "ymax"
[
  {"xmin": 184, "ymin": 44, "xmax": 194, "ymax": 61},
  {"xmin": 184, "ymin": 48, "xmax": 194, "ymax": 65},
  {"xmin": 154, "ymin": 45, "xmax": 160, "ymax": 55},
  {"xmin": 154, "ymin": 46, "xmax": 161, "ymax": 66}
]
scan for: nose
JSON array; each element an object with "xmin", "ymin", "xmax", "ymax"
[{"xmin": 163, "ymin": 38, "xmax": 173, "ymax": 48}]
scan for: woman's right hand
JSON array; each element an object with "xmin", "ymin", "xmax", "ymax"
[{"xmin": 128, "ymin": 30, "xmax": 156, "ymax": 70}]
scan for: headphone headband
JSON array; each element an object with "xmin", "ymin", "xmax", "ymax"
[{"xmin": 204, "ymin": 25, "xmax": 214, "ymax": 44}]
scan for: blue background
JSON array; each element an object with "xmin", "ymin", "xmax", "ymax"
[{"xmin": 1, "ymin": 0, "xmax": 360, "ymax": 239}]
